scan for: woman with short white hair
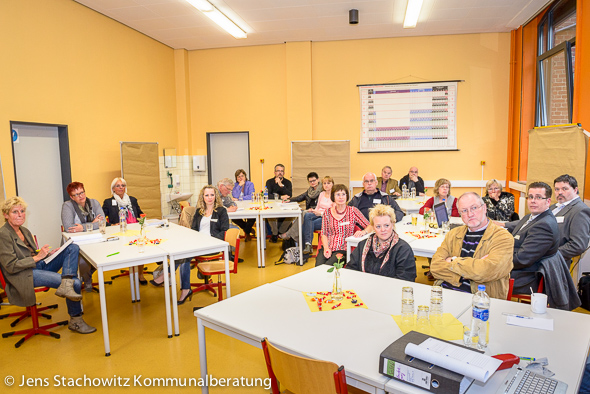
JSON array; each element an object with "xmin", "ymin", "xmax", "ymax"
[{"xmin": 482, "ymin": 179, "xmax": 517, "ymax": 221}]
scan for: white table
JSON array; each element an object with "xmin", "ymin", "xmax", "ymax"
[
  {"xmin": 67, "ymin": 229, "xmax": 170, "ymax": 357},
  {"xmin": 194, "ymin": 267, "xmax": 473, "ymax": 394},
  {"xmin": 228, "ymin": 201, "xmax": 261, "ymax": 267},
  {"xmin": 258, "ymin": 201, "xmax": 303, "ymax": 268},
  {"xmin": 395, "ymin": 196, "xmax": 426, "ymax": 214}
]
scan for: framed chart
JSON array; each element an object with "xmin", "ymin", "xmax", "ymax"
[{"xmin": 359, "ymin": 81, "xmax": 459, "ymax": 152}]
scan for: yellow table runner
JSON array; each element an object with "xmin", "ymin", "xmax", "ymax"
[
  {"xmin": 392, "ymin": 313, "xmax": 463, "ymax": 341},
  {"xmin": 302, "ymin": 290, "xmax": 368, "ymax": 312}
]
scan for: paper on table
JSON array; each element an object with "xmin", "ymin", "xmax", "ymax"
[
  {"xmin": 506, "ymin": 315, "xmax": 554, "ymax": 331},
  {"xmin": 68, "ymin": 232, "xmax": 104, "ymax": 244},
  {"xmin": 405, "ymin": 338, "xmax": 502, "ymax": 383},
  {"xmin": 279, "ymin": 202, "xmax": 300, "ymax": 210}
]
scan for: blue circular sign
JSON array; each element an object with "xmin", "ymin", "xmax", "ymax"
[{"xmin": 12, "ymin": 129, "xmax": 18, "ymax": 142}]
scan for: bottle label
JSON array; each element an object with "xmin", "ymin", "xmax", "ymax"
[{"xmin": 472, "ymin": 307, "xmax": 489, "ymax": 322}]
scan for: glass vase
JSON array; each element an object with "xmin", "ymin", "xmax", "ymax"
[
  {"xmin": 332, "ymin": 268, "xmax": 343, "ymax": 301},
  {"xmin": 138, "ymin": 225, "xmax": 146, "ymax": 253}
]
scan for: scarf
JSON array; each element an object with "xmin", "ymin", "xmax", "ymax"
[
  {"xmin": 72, "ymin": 199, "xmax": 95, "ymax": 224},
  {"xmin": 360, "ymin": 231, "xmax": 399, "ymax": 273},
  {"xmin": 113, "ymin": 193, "xmax": 137, "ymax": 223},
  {"xmin": 308, "ymin": 185, "xmax": 321, "ymax": 200}
]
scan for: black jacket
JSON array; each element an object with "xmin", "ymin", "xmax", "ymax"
[
  {"xmin": 102, "ymin": 196, "xmax": 143, "ymax": 225},
  {"xmin": 348, "ymin": 190, "xmax": 404, "ymax": 223},
  {"xmin": 290, "ymin": 188, "xmax": 320, "ymax": 210},
  {"xmin": 399, "ymin": 174, "xmax": 425, "ymax": 194},
  {"xmin": 265, "ymin": 177, "xmax": 292, "ymax": 199},
  {"xmin": 347, "ymin": 236, "xmax": 416, "ymax": 282},
  {"xmin": 191, "ymin": 207, "xmax": 229, "ymax": 240}
]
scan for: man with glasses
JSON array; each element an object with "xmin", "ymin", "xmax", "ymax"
[
  {"xmin": 216, "ymin": 178, "xmax": 238, "ymax": 213},
  {"xmin": 349, "ymin": 172, "xmax": 404, "ymax": 223},
  {"xmin": 430, "ymin": 192, "xmax": 514, "ymax": 299},
  {"xmin": 550, "ymin": 174, "xmax": 590, "ymax": 265},
  {"xmin": 265, "ymin": 164, "xmax": 293, "ymax": 242},
  {"xmin": 502, "ymin": 182, "xmax": 562, "ymax": 295},
  {"xmin": 399, "ymin": 167, "xmax": 425, "ymax": 196}
]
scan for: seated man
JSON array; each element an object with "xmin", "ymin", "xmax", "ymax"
[
  {"xmin": 551, "ymin": 174, "xmax": 590, "ymax": 264},
  {"xmin": 349, "ymin": 172, "xmax": 404, "ymax": 223},
  {"xmin": 218, "ymin": 178, "xmax": 256, "ymax": 242},
  {"xmin": 265, "ymin": 164, "xmax": 293, "ymax": 242},
  {"xmin": 399, "ymin": 167, "xmax": 425, "ymax": 196},
  {"xmin": 503, "ymin": 182, "xmax": 559, "ymax": 294},
  {"xmin": 376, "ymin": 166, "xmax": 401, "ymax": 196},
  {"xmin": 431, "ymin": 192, "xmax": 514, "ymax": 299}
]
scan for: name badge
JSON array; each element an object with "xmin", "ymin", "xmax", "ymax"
[
  {"xmin": 373, "ymin": 199, "xmax": 381, "ymax": 204},
  {"xmin": 556, "ymin": 216, "xmax": 565, "ymax": 223},
  {"xmin": 390, "ymin": 189, "xmax": 396, "ymax": 194},
  {"xmin": 514, "ymin": 235, "xmax": 520, "ymax": 240},
  {"xmin": 339, "ymin": 221, "xmax": 350, "ymax": 226},
  {"xmin": 211, "ymin": 219, "xmax": 218, "ymax": 222},
  {"xmin": 112, "ymin": 200, "xmax": 117, "ymax": 206}
]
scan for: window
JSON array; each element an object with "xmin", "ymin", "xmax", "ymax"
[{"xmin": 536, "ymin": 0, "xmax": 576, "ymax": 126}]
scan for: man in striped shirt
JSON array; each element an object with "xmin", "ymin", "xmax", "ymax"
[{"xmin": 430, "ymin": 192, "xmax": 514, "ymax": 299}]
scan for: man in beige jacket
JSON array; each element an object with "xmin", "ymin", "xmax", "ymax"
[{"xmin": 431, "ymin": 192, "xmax": 514, "ymax": 299}]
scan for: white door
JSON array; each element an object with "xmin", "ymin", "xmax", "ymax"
[
  {"xmin": 208, "ymin": 132, "xmax": 250, "ymax": 186},
  {"xmin": 12, "ymin": 125, "xmax": 65, "ymax": 247}
]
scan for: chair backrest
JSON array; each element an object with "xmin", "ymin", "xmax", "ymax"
[
  {"xmin": 179, "ymin": 206, "xmax": 197, "ymax": 228},
  {"xmin": 179, "ymin": 201, "xmax": 190, "ymax": 211},
  {"xmin": 507, "ymin": 278, "xmax": 514, "ymax": 300},
  {"xmin": 261, "ymin": 338, "xmax": 348, "ymax": 394}
]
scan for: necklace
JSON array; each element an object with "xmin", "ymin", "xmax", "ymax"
[{"xmin": 334, "ymin": 205, "xmax": 346, "ymax": 215}]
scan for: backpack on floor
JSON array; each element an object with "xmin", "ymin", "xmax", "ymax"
[{"xmin": 578, "ymin": 272, "xmax": 590, "ymax": 310}]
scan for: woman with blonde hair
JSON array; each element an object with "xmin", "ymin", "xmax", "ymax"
[
  {"xmin": 482, "ymin": 179, "xmax": 516, "ymax": 221},
  {"xmin": 347, "ymin": 205, "xmax": 416, "ymax": 281},
  {"xmin": 150, "ymin": 186, "xmax": 229, "ymax": 305},
  {"xmin": 102, "ymin": 177, "xmax": 146, "ymax": 284},
  {"xmin": 419, "ymin": 178, "xmax": 459, "ymax": 217}
]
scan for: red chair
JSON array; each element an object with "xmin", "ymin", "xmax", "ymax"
[
  {"xmin": 510, "ymin": 277, "xmax": 544, "ymax": 303},
  {"xmin": 192, "ymin": 228, "xmax": 241, "ymax": 302},
  {"xmin": 262, "ymin": 337, "xmax": 348, "ymax": 394},
  {"xmin": 507, "ymin": 278, "xmax": 514, "ymax": 300},
  {"xmin": 0, "ymin": 269, "xmax": 67, "ymax": 348}
]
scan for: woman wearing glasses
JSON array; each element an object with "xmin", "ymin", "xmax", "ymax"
[
  {"xmin": 61, "ymin": 181, "xmax": 105, "ymax": 290},
  {"xmin": 102, "ymin": 177, "xmax": 146, "ymax": 284},
  {"xmin": 419, "ymin": 178, "xmax": 460, "ymax": 217},
  {"xmin": 347, "ymin": 205, "xmax": 416, "ymax": 281},
  {"xmin": 482, "ymin": 179, "xmax": 517, "ymax": 221}
]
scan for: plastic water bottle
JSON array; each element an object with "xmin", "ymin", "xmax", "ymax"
[
  {"xmin": 239, "ymin": 191, "xmax": 244, "ymax": 201},
  {"xmin": 119, "ymin": 207, "xmax": 127, "ymax": 233},
  {"xmin": 263, "ymin": 187, "xmax": 269, "ymax": 202},
  {"xmin": 471, "ymin": 285, "xmax": 490, "ymax": 350}
]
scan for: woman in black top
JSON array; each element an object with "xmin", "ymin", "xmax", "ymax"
[
  {"xmin": 482, "ymin": 179, "xmax": 517, "ymax": 221},
  {"xmin": 347, "ymin": 204, "xmax": 416, "ymax": 281}
]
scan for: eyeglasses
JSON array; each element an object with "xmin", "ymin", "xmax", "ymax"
[
  {"xmin": 488, "ymin": 187, "xmax": 500, "ymax": 192},
  {"xmin": 71, "ymin": 191, "xmax": 86, "ymax": 198},
  {"xmin": 459, "ymin": 204, "xmax": 484, "ymax": 216},
  {"xmin": 526, "ymin": 195, "xmax": 549, "ymax": 201},
  {"xmin": 363, "ymin": 179, "xmax": 376, "ymax": 184}
]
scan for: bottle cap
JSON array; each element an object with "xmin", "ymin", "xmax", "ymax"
[{"xmin": 478, "ymin": 285, "xmax": 486, "ymax": 291}]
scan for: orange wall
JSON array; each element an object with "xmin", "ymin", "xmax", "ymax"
[{"xmin": 0, "ymin": 0, "xmax": 177, "ymax": 199}]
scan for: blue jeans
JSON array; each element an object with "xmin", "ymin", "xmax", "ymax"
[
  {"xmin": 33, "ymin": 243, "xmax": 82, "ymax": 316},
  {"xmin": 302, "ymin": 212, "xmax": 322, "ymax": 245},
  {"xmin": 579, "ymin": 355, "xmax": 590, "ymax": 394}
]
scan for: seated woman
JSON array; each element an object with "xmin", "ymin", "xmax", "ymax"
[
  {"xmin": 231, "ymin": 169, "xmax": 256, "ymax": 241},
  {"xmin": 419, "ymin": 178, "xmax": 459, "ymax": 217},
  {"xmin": 0, "ymin": 197, "xmax": 96, "ymax": 334},
  {"xmin": 347, "ymin": 205, "xmax": 416, "ymax": 281},
  {"xmin": 102, "ymin": 177, "xmax": 147, "ymax": 284},
  {"xmin": 315, "ymin": 184, "xmax": 373, "ymax": 267},
  {"xmin": 61, "ymin": 181, "xmax": 104, "ymax": 290},
  {"xmin": 150, "ymin": 186, "xmax": 229, "ymax": 305},
  {"xmin": 232, "ymin": 169, "xmax": 256, "ymax": 201},
  {"xmin": 482, "ymin": 179, "xmax": 517, "ymax": 221}
]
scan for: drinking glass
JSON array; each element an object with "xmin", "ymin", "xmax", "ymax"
[
  {"xmin": 163, "ymin": 218, "xmax": 169, "ymax": 229},
  {"xmin": 417, "ymin": 305, "xmax": 429, "ymax": 325},
  {"xmin": 85, "ymin": 223, "xmax": 93, "ymax": 232},
  {"xmin": 401, "ymin": 287, "xmax": 415, "ymax": 326},
  {"xmin": 411, "ymin": 188, "xmax": 416, "ymax": 199},
  {"xmin": 442, "ymin": 221, "xmax": 450, "ymax": 233},
  {"xmin": 463, "ymin": 325, "xmax": 479, "ymax": 348},
  {"xmin": 430, "ymin": 286, "xmax": 443, "ymax": 325},
  {"xmin": 99, "ymin": 219, "xmax": 107, "ymax": 235},
  {"xmin": 411, "ymin": 214, "xmax": 418, "ymax": 226}
]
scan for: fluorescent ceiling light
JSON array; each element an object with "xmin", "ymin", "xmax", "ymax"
[
  {"xmin": 186, "ymin": 0, "xmax": 247, "ymax": 39},
  {"xmin": 403, "ymin": 0, "xmax": 424, "ymax": 28}
]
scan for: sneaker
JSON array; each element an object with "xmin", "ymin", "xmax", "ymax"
[
  {"xmin": 303, "ymin": 244, "xmax": 313, "ymax": 255},
  {"xmin": 68, "ymin": 316, "xmax": 97, "ymax": 334}
]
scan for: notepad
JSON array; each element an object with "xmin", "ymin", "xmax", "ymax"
[{"xmin": 506, "ymin": 315, "xmax": 554, "ymax": 331}]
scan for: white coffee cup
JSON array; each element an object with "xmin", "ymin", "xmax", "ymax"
[{"xmin": 531, "ymin": 293, "xmax": 548, "ymax": 314}]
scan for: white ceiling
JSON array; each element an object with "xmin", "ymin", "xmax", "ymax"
[{"xmin": 74, "ymin": 0, "xmax": 550, "ymax": 50}]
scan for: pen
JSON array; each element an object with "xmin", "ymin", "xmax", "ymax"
[
  {"xmin": 502, "ymin": 312, "xmax": 533, "ymax": 319},
  {"xmin": 106, "ymin": 252, "xmax": 120, "ymax": 257},
  {"xmin": 35, "ymin": 247, "xmax": 52, "ymax": 252},
  {"xmin": 519, "ymin": 356, "xmax": 536, "ymax": 361}
]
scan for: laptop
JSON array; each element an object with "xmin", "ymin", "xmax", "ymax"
[
  {"xmin": 495, "ymin": 365, "xmax": 567, "ymax": 394},
  {"xmin": 433, "ymin": 202, "xmax": 462, "ymax": 230}
]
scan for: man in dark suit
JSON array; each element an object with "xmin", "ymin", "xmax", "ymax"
[
  {"xmin": 551, "ymin": 174, "xmax": 590, "ymax": 264},
  {"xmin": 504, "ymin": 181, "xmax": 560, "ymax": 293}
]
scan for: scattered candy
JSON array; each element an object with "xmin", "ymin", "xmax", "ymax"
[{"xmin": 351, "ymin": 299, "xmax": 357, "ymax": 304}]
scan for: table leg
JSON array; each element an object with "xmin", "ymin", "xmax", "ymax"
[
  {"xmin": 298, "ymin": 213, "xmax": 303, "ymax": 265},
  {"xmin": 97, "ymin": 268, "xmax": 111, "ymax": 357},
  {"xmin": 256, "ymin": 216, "xmax": 262, "ymax": 268},
  {"xmin": 169, "ymin": 257, "xmax": 180, "ymax": 336},
  {"xmin": 163, "ymin": 257, "xmax": 173, "ymax": 338},
  {"xmin": 197, "ymin": 317, "xmax": 209, "ymax": 394},
  {"xmin": 134, "ymin": 266, "xmax": 140, "ymax": 302},
  {"xmin": 347, "ymin": 243, "xmax": 352, "ymax": 262},
  {"xmin": 224, "ymin": 245, "xmax": 231, "ymax": 298},
  {"xmin": 261, "ymin": 219, "xmax": 266, "ymax": 268},
  {"xmin": 129, "ymin": 266, "xmax": 137, "ymax": 303}
]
